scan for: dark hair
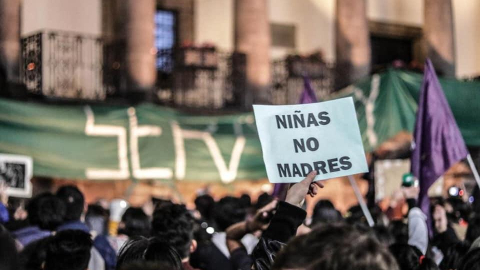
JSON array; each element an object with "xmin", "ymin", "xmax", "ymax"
[
  {"xmin": 255, "ymin": 192, "xmax": 274, "ymax": 210},
  {"xmin": 439, "ymin": 241, "xmax": 470, "ymax": 270},
  {"xmin": 273, "ymin": 223, "xmax": 399, "ymax": 270},
  {"xmin": 0, "ymin": 229, "xmax": 19, "ymax": 270},
  {"xmin": 151, "ymin": 203, "xmax": 194, "ymax": 259},
  {"xmin": 214, "ymin": 196, "xmax": 246, "ymax": 231},
  {"xmin": 44, "ymin": 230, "xmax": 92, "ymax": 270},
  {"xmin": 120, "ymin": 261, "xmax": 183, "ymax": 270},
  {"xmin": 458, "ymin": 248, "xmax": 480, "ymax": 270},
  {"xmin": 119, "ymin": 207, "xmax": 151, "ymax": 238},
  {"xmin": 466, "ymin": 214, "xmax": 480, "ymax": 245},
  {"xmin": 389, "ymin": 244, "xmax": 422, "ymax": 270},
  {"xmin": 311, "ymin": 199, "xmax": 342, "ymax": 226},
  {"xmin": 152, "ymin": 197, "xmax": 172, "ymax": 210},
  {"xmin": 26, "ymin": 193, "xmax": 66, "ymax": 230},
  {"xmin": 56, "ymin": 185, "xmax": 85, "ymax": 222},
  {"xmin": 116, "ymin": 237, "xmax": 183, "ymax": 270},
  {"xmin": 388, "ymin": 220, "xmax": 408, "ymax": 244},
  {"xmin": 194, "ymin": 195, "xmax": 215, "ymax": 221},
  {"xmin": 373, "ymin": 225, "xmax": 395, "ymax": 247},
  {"xmin": 345, "ymin": 205, "xmax": 366, "ymax": 225},
  {"xmin": 19, "ymin": 237, "xmax": 51, "ymax": 270},
  {"xmin": 240, "ymin": 194, "xmax": 252, "ymax": 208}
]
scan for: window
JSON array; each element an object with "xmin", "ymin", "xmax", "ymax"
[
  {"xmin": 155, "ymin": 9, "xmax": 177, "ymax": 72},
  {"xmin": 368, "ymin": 21, "xmax": 423, "ymax": 72},
  {"xmin": 370, "ymin": 36, "xmax": 413, "ymax": 68}
]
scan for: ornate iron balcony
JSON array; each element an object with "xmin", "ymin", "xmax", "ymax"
[
  {"xmin": 21, "ymin": 30, "xmax": 249, "ymax": 110},
  {"xmin": 153, "ymin": 47, "xmax": 248, "ymax": 110},
  {"xmin": 21, "ymin": 30, "xmax": 335, "ymax": 108},
  {"xmin": 271, "ymin": 55, "xmax": 335, "ymax": 104},
  {"xmin": 21, "ymin": 31, "xmax": 106, "ymax": 100}
]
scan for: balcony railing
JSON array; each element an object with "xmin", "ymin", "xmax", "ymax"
[
  {"xmin": 271, "ymin": 55, "xmax": 335, "ymax": 104},
  {"xmin": 154, "ymin": 48, "xmax": 248, "ymax": 110},
  {"xmin": 21, "ymin": 31, "xmax": 107, "ymax": 100},
  {"xmin": 21, "ymin": 30, "xmax": 248, "ymax": 110},
  {"xmin": 21, "ymin": 30, "xmax": 335, "ymax": 109}
]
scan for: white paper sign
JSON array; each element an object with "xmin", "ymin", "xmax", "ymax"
[
  {"xmin": 253, "ymin": 97, "xmax": 368, "ymax": 183},
  {"xmin": 0, "ymin": 154, "xmax": 33, "ymax": 198}
]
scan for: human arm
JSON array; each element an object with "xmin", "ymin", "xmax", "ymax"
[
  {"xmin": 402, "ymin": 185, "xmax": 419, "ymax": 213},
  {"xmin": 403, "ymin": 184, "xmax": 429, "ymax": 254},
  {"xmin": 407, "ymin": 207, "xmax": 428, "ymax": 254},
  {"xmin": 226, "ymin": 200, "xmax": 278, "ymax": 253},
  {"xmin": 252, "ymin": 171, "xmax": 323, "ymax": 270}
]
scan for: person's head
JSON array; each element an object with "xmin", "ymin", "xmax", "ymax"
[
  {"xmin": 272, "ymin": 223, "xmax": 399, "ymax": 270},
  {"xmin": 458, "ymin": 248, "xmax": 480, "ymax": 270},
  {"xmin": 373, "ymin": 225, "xmax": 394, "ymax": 247},
  {"xmin": 0, "ymin": 226, "xmax": 19, "ymax": 270},
  {"xmin": 44, "ymin": 230, "xmax": 92, "ymax": 270},
  {"xmin": 240, "ymin": 194, "xmax": 252, "ymax": 209},
  {"xmin": 85, "ymin": 204, "xmax": 109, "ymax": 236},
  {"xmin": 311, "ymin": 199, "xmax": 342, "ymax": 226},
  {"xmin": 119, "ymin": 207, "xmax": 151, "ymax": 238},
  {"xmin": 151, "ymin": 203, "xmax": 195, "ymax": 259},
  {"xmin": 56, "ymin": 185, "xmax": 85, "ymax": 222},
  {"xmin": 388, "ymin": 244, "xmax": 422, "ymax": 270},
  {"xmin": 466, "ymin": 214, "xmax": 480, "ymax": 245},
  {"xmin": 194, "ymin": 194, "xmax": 215, "ymax": 221},
  {"xmin": 214, "ymin": 196, "xmax": 246, "ymax": 232},
  {"xmin": 388, "ymin": 220, "xmax": 408, "ymax": 244},
  {"xmin": 26, "ymin": 193, "xmax": 66, "ymax": 230},
  {"xmin": 152, "ymin": 197, "xmax": 172, "ymax": 210},
  {"xmin": 439, "ymin": 241, "xmax": 470, "ymax": 270},
  {"xmin": 19, "ymin": 237, "xmax": 51, "ymax": 270},
  {"xmin": 120, "ymin": 261, "xmax": 182, "ymax": 270},
  {"xmin": 116, "ymin": 237, "xmax": 183, "ymax": 270},
  {"xmin": 256, "ymin": 192, "xmax": 274, "ymax": 210},
  {"xmin": 345, "ymin": 205, "xmax": 366, "ymax": 225}
]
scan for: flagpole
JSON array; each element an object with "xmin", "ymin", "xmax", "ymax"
[
  {"xmin": 467, "ymin": 154, "xmax": 480, "ymax": 188},
  {"xmin": 348, "ymin": 175, "xmax": 375, "ymax": 227}
]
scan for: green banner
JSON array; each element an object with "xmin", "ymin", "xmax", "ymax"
[
  {"xmin": 0, "ymin": 99, "xmax": 266, "ymax": 182},
  {"xmin": 0, "ymin": 68, "xmax": 479, "ymax": 182},
  {"xmin": 333, "ymin": 68, "xmax": 480, "ymax": 152}
]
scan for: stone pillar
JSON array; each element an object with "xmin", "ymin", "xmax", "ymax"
[
  {"xmin": 335, "ymin": 0, "xmax": 370, "ymax": 90},
  {"xmin": 234, "ymin": 0, "xmax": 271, "ymax": 104},
  {"xmin": 424, "ymin": 0, "xmax": 455, "ymax": 77},
  {"xmin": 119, "ymin": 0, "xmax": 156, "ymax": 99},
  {"xmin": 0, "ymin": 0, "xmax": 20, "ymax": 83}
]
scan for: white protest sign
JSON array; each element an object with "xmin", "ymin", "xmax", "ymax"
[
  {"xmin": 253, "ymin": 97, "xmax": 368, "ymax": 183},
  {"xmin": 0, "ymin": 154, "xmax": 33, "ymax": 198}
]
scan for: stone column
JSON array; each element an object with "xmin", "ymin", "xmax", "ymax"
[
  {"xmin": 119, "ymin": 0, "xmax": 156, "ymax": 99},
  {"xmin": 335, "ymin": 0, "xmax": 371, "ymax": 90},
  {"xmin": 424, "ymin": 0, "xmax": 455, "ymax": 77},
  {"xmin": 0, "ymin": 0, "xmax": 20, "ymax": 83},
  {"xmin": 234, "ymin": 0, "xmax": 271, "ymax": 104}
]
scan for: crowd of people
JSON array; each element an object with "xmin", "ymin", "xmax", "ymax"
[{"xmin": 1, "ymin": 170, "xmax": 480, "ymax": 270}]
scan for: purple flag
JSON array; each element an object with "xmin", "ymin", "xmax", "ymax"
[
  {"xmin": 411, "ymin": 59, "xmax": 468, "ymax": 225},
  {"xmin": 299, "ymin": 76, "xmax": 318, "ymax": 104},
  {"xmin": 272, "ymin": 77, "xmax": 318, "ymax": 200}
]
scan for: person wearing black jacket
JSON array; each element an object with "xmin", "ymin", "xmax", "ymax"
[
  {"xmin": 226, "ymin": 171, "xmax": 399, "ymax": 270},
  {"xmin": 226, "ymin": 171, "xmax": 322, "ymax": 270}
]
